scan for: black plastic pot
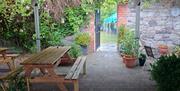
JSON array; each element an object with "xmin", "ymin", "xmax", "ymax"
[
  {"xmin": 139, "ymin": 58, "xmax": 146, "ymax": 66},
  {"xmin": 80, "ymin": 45, "xmax": 88, "ymax": 55}
]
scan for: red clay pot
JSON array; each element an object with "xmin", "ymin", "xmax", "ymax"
[
  {"xmin": 158, "ymin": 45, "xmax": 169, "ymax": 55},
  {"xmin": 123, "ymin": 55, "xmax": 136, "ymax": 68}
]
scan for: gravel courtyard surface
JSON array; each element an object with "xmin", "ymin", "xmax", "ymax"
[{"xmin": 31, "ymin": 51, "xmax": 156, "ymax": 91}]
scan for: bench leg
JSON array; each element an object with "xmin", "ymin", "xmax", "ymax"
[
  {"xmin": 7, "ymin": 62, "xmax": 12, "ymax": 71},
  {"xmin": 57, "ymin": 83, "xmax": 68, "ymax": 91},
  {"xmin": 83, "ymin": 61, "xmax": 86, "ymax": 75},
  {"xmin": 0, "ymin": 83, "xmax": 6, "ymax": 91},
  {"xmin": 74, "ymin": 80, "xmax": 79, "ymax": 91},
  {"xmin": 11, "ymin": 57, "xmax": 16, "ymax": 69},
  {"xmin": 26, "ymin": 78, "xmax": 30, "ymax": 91}
]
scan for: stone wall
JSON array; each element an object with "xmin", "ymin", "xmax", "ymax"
[{"xmin": 124, "ymin": 2, "xmax": 180, "ymax": 47}]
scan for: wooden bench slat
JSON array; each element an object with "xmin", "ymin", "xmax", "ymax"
[
  {"xmin": 72, "ymin": 56, "xmax": 86, "ymax": 79},
  {"xmin": 65, "ymin": 57, "xmax": 82, "ymax": 79},
  {"xmin": 21, "ymin": 46, "xmax": 71, "ymax": 65},
  {"xmin": 0, "ymin": 54, "xmax": 20, "ymax": 57},
  {"xmin": 0, "ymin": 58, "xmax": 13, "ymax": 64}
]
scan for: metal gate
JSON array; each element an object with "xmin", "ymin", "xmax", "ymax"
[{"xmin": 95, "ymin": 9, "xmax": 101, "ymax": 50}]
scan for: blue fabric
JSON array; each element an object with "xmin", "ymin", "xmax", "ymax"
[{"xmin": 104, "ymin": 13, "xmax": 117, "ymax": 23}]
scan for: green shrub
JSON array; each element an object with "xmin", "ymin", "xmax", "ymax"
[
  {"xmin": 121, "ymin": 29, "xmax": 137, "ymax": 56},
  {"xmin": 69, "ymin": 43, "xmax": 82, "ymax": 58},
  {"xmin": 7, "ymin": 76, "xmax": 26, "ymax": 91},
  {"xmin": 118, "ymin": 25, "xmax": 127, "ymax": 44},
  {"xmin": 151, "ymin": 54, "xmax": 180, "ymax": 91},
  {"xmin": 75, "ymin": 32, "xmax": 90, "ymax": 46}
]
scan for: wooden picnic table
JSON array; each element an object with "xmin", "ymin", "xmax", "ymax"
[
  {"xmin": 0, "ymin": 48, "xmax": 8, "ymax": 59},
  {"xmin": 21, "ymin": 46, "xmax": 72, "ymax": 91},
  {"xmin": 0, "ymin": 48, "xmax": 20, "ymax": 70}
]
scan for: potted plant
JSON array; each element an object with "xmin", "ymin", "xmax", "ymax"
[
  {"xmin": 151, "ymin": 54, "xmax": 180, "ymax": 91},
  {"xmin": 121, "ymin": 29, "xmax": 137, "ymax": 68},
  {"xmin": 138, "ymin": 53, "xmax": 146, "ymax": 66},
  {"xmin": 68, "ymin": 43, "xmax": 82, "ymax": 60},
  {"xmin": 158, "ymin": 44, "xmax": 169, "ymax": 55},
  {"xmin": 75, "ymin": 32, "xmax": 90, "ymax": 55}
]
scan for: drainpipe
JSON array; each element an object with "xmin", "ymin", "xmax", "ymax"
[
  {"xmin": 33, "ymin": 0, "xmax": 41, "ymax": 52},
  {"xmin": 135, "ymin": 0, "xmax": 141, "ymax": 55}
]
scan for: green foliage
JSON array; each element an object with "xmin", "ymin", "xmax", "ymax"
[
  {"xmin": 139, "ymin": 53, "xmax": 146, "ymax": 59},
  {"xmin": 118, "ymin": 25, "xmax": 127, "ymax": 44},
  {"xmin": 118, "ymin": 0, "xmax": 128, "ymax": 4},
  {"xmin": 101, "ymin": 0, "xmax": 117, "ymax": 22},
  {"xmin": 173, "ymin": 46, "xmax": 180, "ymax": 57},
  {"xmin": 121, "ymin": 29, "xmax": 137, "ymax": 56},
  {"xmin": 64, "ymin": 7, "xmax": 89, "ymax": 35},
  {"xmin": 151, "ymin": 55, "xmax": 180, "ymax": 91},
  {"xmin": 39, "ymin": 11, "xmax": 64, "ymax": 48},
  {"xmin": 75, "ymin": 32, "xmax": 90, "ymax": 46},
  {"xmin": 7, "ymin": 76, "xmax": 26, "ymax": 91},
  {"xmin": 69, "ymin": 43, "xmax": 82, "ymax": 58},
  {"xmin": 0, "ymin": 0, "xmax": 35, "ymax": 51},
  {"xmin": 0, "ymin": 0, "xmax": 92, "ymax": 52}
]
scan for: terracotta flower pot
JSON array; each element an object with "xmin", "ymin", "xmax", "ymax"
[
  {"xmin": 158, "ymin": 45, "xmax": 169, "ymax": 55},
  {"xmin": 123, "ymin": 55, "xmax": 136, "ymax": 68}
]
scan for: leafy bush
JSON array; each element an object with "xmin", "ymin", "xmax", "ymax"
[
  {"xmin": 7, "ymin": 76, "xmax": 26, "ymax": 91},
  {"xmin": 121, "ymin": 29, "xmax": 137, "ymax": 56},
  {"xmin": 69, "ymin": 43, "xmax": 82, "ymax": 58},
  {"xmin": 118, "ymin": 25, "xmax": 127, "ymax": 44},
  {"xmin": 0, "ymin": 0, "xmax": 91, "ymax": 52},
  {"xmin": 75, "ymin": 32, "xmax": 90, "ymax": 46},
  {"xmin": 151, "ymin": 54, "xmax": 180, "ymax": 91}
]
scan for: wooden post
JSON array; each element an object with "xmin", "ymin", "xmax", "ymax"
[
  {"xmin": 26, "ymin": 78, "xmax": 30, "ymax": 91},
  {"xmin": 74, "ymin": 80, "xmax": 79, "ymax": 91}
]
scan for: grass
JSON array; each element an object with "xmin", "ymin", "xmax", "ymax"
[{"xmin": 100, "ymin": 31, "xmax": 117, "ymax": 44}]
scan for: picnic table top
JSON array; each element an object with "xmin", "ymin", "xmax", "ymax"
[
  {"xmin": 0, "ymin": 48, "xmax": 8, "ymax": 52},
  {"xmin": 21, "ymin": 46, "xmax": 71, "ymax": 65}
]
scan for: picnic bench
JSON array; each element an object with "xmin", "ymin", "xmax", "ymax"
[
  {"xmin": 0, "ymin": 48, "xmax": 20, "ymax": 70},
  {"xmin": 21, "ymin": 46, "xmax": 87, "ymax": 91}
]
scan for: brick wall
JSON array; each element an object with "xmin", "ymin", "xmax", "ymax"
[
  {"xmin": 87, "ymin": 15, "xmax": 95, "ymax": 53},
  {"xmin": 117, "ymin": 4, "xmax": 129, "ymax": 27}
]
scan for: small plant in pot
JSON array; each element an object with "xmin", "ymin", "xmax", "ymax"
[
  {"xmin": 138, "ymin": 53, "xmax": 146, "ymax": 66},
  {"xmin": 69, "ymin": 43, "xmax": 82, "ymax": 60},
  {"xmin": 121, "ymin": 29, "xmax": 137, "ymax": 68},
  {"xmin": 75, "ymin": 32, "xmax": 90, "ymax": 55}
]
